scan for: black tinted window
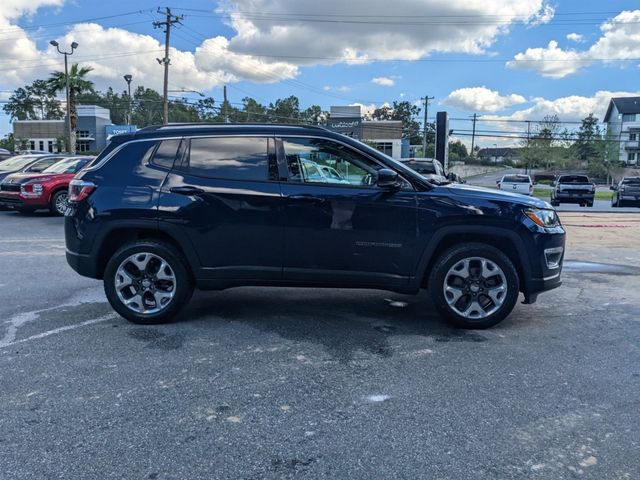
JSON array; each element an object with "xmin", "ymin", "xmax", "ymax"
[
  {"xmin": 152, "ymin": 139, "xmax": 181, "ymax": 169},
  {"xmin": 188, "ymin": 137, "xmax": 268, "ymax": 181},
  {"xmin": 559, "ymin": 175, "xmax": 589, "ymax": 183},
  {"xmin": 622, "ymin": 177, "xmax": 640, "ymax": 185},
  {"xmin": 503, "ymin": 175, "xmax": 530, "ymax": 183}
]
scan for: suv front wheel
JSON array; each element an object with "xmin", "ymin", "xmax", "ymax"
[
  {"xmin": 429, "ymin": 243, "xmax": 520, "ymax": 329},
  {"xmin": 104, "ymin": 240, "xmax": 194, "ymax": 324}
]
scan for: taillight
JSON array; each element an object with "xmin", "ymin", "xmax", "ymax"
[
  {"xmin": 69, "ymin": 179, "xmax": 96, "ymax": 202},
  {"xmin": 591, "ymin": 184, "xmax": 596, "ymax": 193}
]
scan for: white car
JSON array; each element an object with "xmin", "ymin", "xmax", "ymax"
[{"xmin": 497, "ymin": 174, "xmax": 534, "ymax": 196}]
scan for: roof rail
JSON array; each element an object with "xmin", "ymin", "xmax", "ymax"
[{"xmin": 137, "ymin": 122, "xmax": 330, "ymax": 132}]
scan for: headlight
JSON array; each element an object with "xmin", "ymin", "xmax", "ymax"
[
  {"xmin": 524, "ymin": 208, "xmax": 560, "ymax": 228},
  {"xmin": 20, "ymin": 183, "xmax": 44, "ymax": 196}
]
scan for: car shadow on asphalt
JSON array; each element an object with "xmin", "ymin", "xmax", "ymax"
[{"xmin": 173, "ymin": 288, "xmax": 499, "ymax": 363}]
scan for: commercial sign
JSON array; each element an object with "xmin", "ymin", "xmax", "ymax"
[
  {"xmin": 327, "ymin": 116, "xmax": 362, "ymax": 139},
  {"xmin": 106, "ymin": 124, "xmax": 137, "ymax": 140}
]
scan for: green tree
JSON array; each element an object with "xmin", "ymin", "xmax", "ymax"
[
  {"xmin": 241, "ymin": 97, "xmax": 267, "ymax": 122},
  {"xmin": 3, "ymin": 79, "xmax": 63, "ymax": 120},
  {"xmin": 268, "ymin": 96, "xmax": 301, "ymax": 123},
  {"xmin": 448, "ymin": 140, "xmax": 468, "ymax": 161},
  {"xmin": 573, "ymin": 113, "xmax": 602, "ymax": 164},
  {"xmin": 0, "ymin": 133, "xmax": 15, "ymax": 151},
  {"xmin": 368, "ymin": 101, "xmax": 422, "ymax": 144},
  {"xmin": 130, "ymin": 87, "xmax": 163, "ymax": 127},
  {"xmin": 48, "ymin": 64, "xmax": 94, "ymax": 152}
]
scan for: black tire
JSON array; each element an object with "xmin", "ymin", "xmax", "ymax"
[
  {"xmin": 429, "ymin": 243, "xmax": 520, "ymax": 329},
  {"xmin": 50, "ymin": 190, "xmax": 69, "ymax": 216},
  {"xmin": 104, "ymin": 240, "xmax": 194, "ymax": 324},
  {"xmin": 612, "ymin": 198, "xmax": 619, "ymax": 208},
  {"xmin": 587, "ymin": 201, "xmax": 593, "ymax": 207}
]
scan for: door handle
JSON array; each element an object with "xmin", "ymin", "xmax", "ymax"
[
  {"xmin": 170, "ymin": 186, "xmax": 205, "ymax": 196},
  {"xmin": 287, "ymin": 194, "xmax": 325, "ymax": 203}
]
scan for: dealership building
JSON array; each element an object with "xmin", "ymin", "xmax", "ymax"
[
  {"xmin": 12, "ymin": 105, "xmax": 134, "ymax": 153},
  {"xmin": 326, "ymin": 105, "xmax": 409, "ymax": 159}
]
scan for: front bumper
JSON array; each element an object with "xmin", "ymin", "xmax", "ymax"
[{"xmin": 0, "ymin": 192, "xmax": 47, "ymax": 210}]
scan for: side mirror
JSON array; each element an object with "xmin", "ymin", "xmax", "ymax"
[
  {"xmin": 495, "ymin": 180, "xmax": 500, "ymax": 184},
  {"xmin": 377, "ymin": 168, "xmax": 399, "ymax": 189},
  {"xmin": 610, "ymin": 185, "xmax": 616, "ymax": 191}
]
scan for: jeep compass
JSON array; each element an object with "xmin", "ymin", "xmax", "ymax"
[{"xmin": 65, "ymin": 124, "xmax": 565, "ymax": 329}]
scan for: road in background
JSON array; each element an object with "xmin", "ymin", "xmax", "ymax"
[{"xmin": 1, "ymin": 210, "xmax": 639, "ymax": 479}]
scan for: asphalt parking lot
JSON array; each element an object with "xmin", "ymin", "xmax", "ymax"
[{"xmin": 1, "ymin": 210, "xmax": 639, "ymax": 479}]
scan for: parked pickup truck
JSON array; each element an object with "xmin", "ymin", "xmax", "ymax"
[
  {"xmin": 550, "ymin": 175, "xmax": 595, "ymax": 207},
  {"xmin": 611, "ymin": 176, "xmax": 640, "ymax": 207},
  {"xmin": 497, "ymin": 174, "xmax": 533, "ymax": 196}
]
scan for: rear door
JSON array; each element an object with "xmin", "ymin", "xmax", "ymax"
[
  {"xmin": 278, "ymin": 136, "xmax": 418, "ymax": 286},
  {"xmin": 159, "ymin": 135, "xmax": 284, "ymax": 280}
]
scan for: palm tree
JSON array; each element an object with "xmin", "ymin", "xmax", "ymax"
[{"xmin": 48, "ymin": 64, "xmax": 94, "ymax": 152}]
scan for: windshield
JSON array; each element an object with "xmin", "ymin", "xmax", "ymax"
[
  {"xmin": 43, "ymin": 157, "xmax": 91, "ymax": 174},
  {"xmin": 0, "ymin": 155, "xmax": 40, "ymax": 172}
]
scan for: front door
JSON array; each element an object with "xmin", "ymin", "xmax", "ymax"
[
  {"xmin": 159, "ymin": 135, "xmax": 284, "ymax": 280},
  {"xmin": 279, "ymin": 136, "xmax": 418, "ymax": 287}
]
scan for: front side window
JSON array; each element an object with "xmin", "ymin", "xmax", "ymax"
[
  {"xmin": 187, "ymin": 137, "xmax": 269, "ymax": 181},
  {"xmin": 283, "ymin": 137, "xmax": 382, "ymax": 187},
  {"xmin": 25, "ymin": 157, "xmax": 61, "ymax": 172}
]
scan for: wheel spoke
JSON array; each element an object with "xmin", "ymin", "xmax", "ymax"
[
  {"xmin": 116, "ymin": 270, "xmax": 135, "ymax": 289},
  {"xmin": 486, "ymin": 284, "xmax": 506, "ymax": 305},
  {"xmin": 452, "ymin": 259, "xmax": 470, "ymax": 279},
  {"xmin": 153, "ymin": 290, "xmax": 173, "ymax": 308},
  {"xmin": 156, "ymin": 261, "xmax": 174, "ymax": 281},
  {"xmin": 124, "ymin": 294, "xmax": 144, "ymax": 312},
  {"xmin": 462, "ymin": 301, "xmax": 485, "ymax": 318},
  {"xmin": 480, "ymin": 259, "xmax": 496, "ymax": 279},
  {"xmin": 130, "ymin": 254, "xmax": 150, "ymax": 274},
  {"xmin": 444, "ymin": 285, "xmax": 464, "ymax": 305}
]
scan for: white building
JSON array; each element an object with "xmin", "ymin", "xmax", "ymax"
[{"xmin": 604, "ymin": 97, "xmax": 640, "ymax": 166}]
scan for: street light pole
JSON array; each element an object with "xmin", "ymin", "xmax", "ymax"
[
  {"xmin": 123, "ymin": 74, "xmax": 133, "ymax": 125},
  {"xmin": 50, "ymin": 40, "xmax": 78, "ymax": 153}
]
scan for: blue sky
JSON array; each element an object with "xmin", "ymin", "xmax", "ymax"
[{"xmin": 1, "ymin": 0, "xmax": 639, "ymax": 147}]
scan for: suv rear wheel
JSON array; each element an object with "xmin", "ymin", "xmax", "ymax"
[
  {"xmin": 104, "ymin": 240, "xmax": 194, "ymax": 324},
  {"xmin": 429, "ymin": 243, "xmax": 520, "ymax": 329}
]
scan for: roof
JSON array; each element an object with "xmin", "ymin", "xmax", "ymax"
[{"xmin": 604, "ymin": 97, "xmax": 640, "ymax": 123}]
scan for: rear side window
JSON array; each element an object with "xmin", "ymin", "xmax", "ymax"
[
  {"xmin": 151, "ymin": 139, "xmax": 181, "ymax": 169},
  {"xmin": 187, "ymin": 137, "xmax": 269, "ymax": 181}
]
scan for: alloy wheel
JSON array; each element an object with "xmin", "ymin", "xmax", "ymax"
[
  {"xmin": 114, "ymin": 252, "xmax": 177, "ymax": 314},
  {"xmin": 55, "ymin": 192, "xmax": 69, "ymax": 214},
  {"xmin": 443, "ymin": 256, "xmax": 508, "ymax": 320}
]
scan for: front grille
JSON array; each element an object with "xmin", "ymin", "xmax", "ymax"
[
  {"xmin": 0, "ymin": 197, "xmax": 21, "ymax": 205},
  {"xmin": 0, "ymin": 184, "xmax": 20, "ymax": 192}
]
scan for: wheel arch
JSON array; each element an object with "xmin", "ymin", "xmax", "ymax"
[
  {"xmin": 414, "ymin": 225, "xmax": 531, "ymax": 293},
  {"xmin": 93, "ymin": 224, "xmax": 198, "ymax": 280}
]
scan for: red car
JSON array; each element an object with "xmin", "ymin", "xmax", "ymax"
[{"xmin": 0, "ymin": 156, "xmax": 93, "ymax": 215}]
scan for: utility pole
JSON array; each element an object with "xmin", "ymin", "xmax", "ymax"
[
  {"xmin": 470, "ymin": 113, "xmax": 478, "ymax": 157},
  {"xmin": 154, "ymin": 7, "xmax": 182, "ymax": 125},
  {"xmin": 50, "ymin": 40, "xmax": 78, "ymax": 153},
  {"xmin": 422, "ymin": 96, "xmax": 434, "ymax": 157},
  {"xmin": 223, "ymin": 85, "xmax": 229, "ymax": 123}
]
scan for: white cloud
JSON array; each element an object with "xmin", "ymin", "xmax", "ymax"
[
  {"xmin": 324, "ymin": 85, "xmax": 352, "ymax": 92},
  {"xmin": 444, "ymin": 87, "xmax": 527, "ymax": 113},
  {"xmin": 508, "ymin": 10, "xmax": 640, "ymax": 78},
  {"xmin": 223, "ymin": 0, "xmax": 556, "ymax": 63},
  {"xmin": 566, "ymin": 32, "xmax": 584, "ymax": 43},
  {"xmin": 371, "ymin": 77, "xmax": 395, "ymax": 86},
  {"xmin": 485, "ymin": 90, "xmax": 640, "ymax": 124},
  {"xmin": 507, "ymin": 40, "xmax": 585, "ymax": 78}
]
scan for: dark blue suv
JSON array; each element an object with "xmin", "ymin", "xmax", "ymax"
[{"xmin": 65, "ymin": 124, "xmax": 565, "ymax": 328}]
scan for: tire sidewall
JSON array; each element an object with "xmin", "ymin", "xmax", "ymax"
[
  {"xmin": 104, "ymin": 241, "xmax": 193, "ymax": 324},
  {"xmin": 429, "ymin": 244, "xmax": 520, "ymax": 329}
]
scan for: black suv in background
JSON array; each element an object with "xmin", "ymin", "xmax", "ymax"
[{"xmin": 65, "ymin": 124, "xmax": 565, "ymax": 329}]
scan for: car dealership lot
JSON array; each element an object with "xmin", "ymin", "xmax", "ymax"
[{"xmin": 1, "ymin": 210, "xmax": 639, "ymax": 479}]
